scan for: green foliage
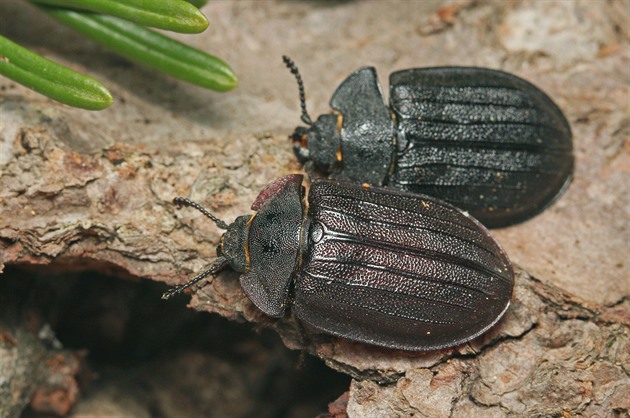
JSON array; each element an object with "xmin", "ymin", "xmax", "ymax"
[
  {"xmin": 30, "ymin": 0, "xmax": 209, "ymax": 33},
  {"xmin": 0, "ymin": 0, "xmax": 236, "ymax": 110},
  {"xmin": 0, "ymin": 34, "xmax": 113, "ymax": 110}
]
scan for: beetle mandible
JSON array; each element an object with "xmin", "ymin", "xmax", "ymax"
[
  {"xmin": 283, "ymin": 56, "xmax": 574, "ymax": 228},
  {"xmin": 164, "ymin": 175, "xmax": 514, "ymax": 351}
]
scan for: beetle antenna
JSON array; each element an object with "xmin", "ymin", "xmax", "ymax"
[
  {"xmin": 282, "ymin": 55, "xmax": 313, "ymax": 126},
  {"xmin": 162, "ymin": 257, "xmax": 230, "ymax": 300},
  {"xmin": 173, "ymin": 197, "xmax": 229, "ymax": 230}
]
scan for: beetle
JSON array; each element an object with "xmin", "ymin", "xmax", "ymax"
[
  {"xmin": 284, "ymin": 56, "xmax": 574, "ymax": 228},
  {"xmin": 163, "ymin": 174, "xmax": 514, "ymax": 351}
]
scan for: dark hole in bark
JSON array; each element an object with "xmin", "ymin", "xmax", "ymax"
[{"xmin": 1, "ymin": 266, "xmax": 351, "ymax": 418}]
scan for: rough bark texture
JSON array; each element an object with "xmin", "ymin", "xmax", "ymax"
[{"xmin": 1, "ymin": 0, "xmax": 628, "ymax": 417}]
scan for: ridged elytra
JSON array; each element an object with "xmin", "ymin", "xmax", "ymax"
[
  {"xmin": 164, "ymin": 175, "xmax": 514, "ymax": 351},
  {"xmin": 284, "ymin": 56, "xmax": 574, "ymax": 228}
]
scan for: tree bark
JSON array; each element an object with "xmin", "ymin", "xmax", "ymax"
[
  {"xmin": 1, "ymin": 126, "xmax": 628, "ymax": 417},
  {"xmin": 1, "ymin": 0, "xmax": 628, "ymax": 416}
]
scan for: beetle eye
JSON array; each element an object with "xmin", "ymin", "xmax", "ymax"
[
  {"xmin": 300, "ymin": 134, "xmax": 309, "ymax": 150},
  {"xmin": 292, "ymin": 130, "xmax": 311, "ymax": 162}
]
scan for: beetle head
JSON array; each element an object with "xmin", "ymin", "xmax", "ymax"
[
  {"xmin": 284, "ymin": 56, "xmax": 344, "ymax": 177},
  {"xmin": 162, "ymin": 198, "xmax": 249, "ymax": 300},
  {"xmin": 291, "ymin": 114, "xmax": 342, "ymax": 176},
  {"xmin": 217, "ymin": 215, "xmax": 251, "ymax": 273}
]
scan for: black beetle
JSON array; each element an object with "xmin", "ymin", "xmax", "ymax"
[
  {"xmin": 284, "ymin": 56, "xmax": 574, "ymax": 228},
  {"xmin": 164, "ymin": 174, "xmax": 514, "ymax": 351}
]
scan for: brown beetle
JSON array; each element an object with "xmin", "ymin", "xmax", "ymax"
[{"xmin": 165, "ymin": 175, "xmax": 514, "ymax": 351}]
